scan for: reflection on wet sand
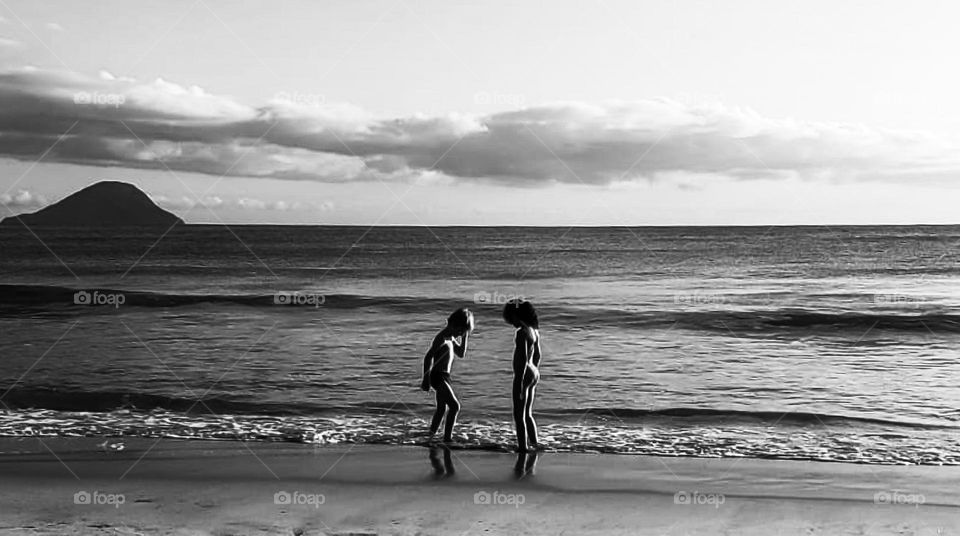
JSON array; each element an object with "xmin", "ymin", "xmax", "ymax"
[
  {"xmin": 429, "ymin": 445, "xmax": 455, "ymax": 478},
  {"xmin": 514, "ymin": 450, "xmax": 538, "ymax": 479}
]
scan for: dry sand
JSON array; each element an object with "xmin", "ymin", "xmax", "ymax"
[{"xmin": 0, "ymin": 438, "xmax": 956, "ymax": 535}]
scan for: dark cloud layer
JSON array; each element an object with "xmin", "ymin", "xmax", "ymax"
[{"xmin": 0, "ymin": 67, "xmax": 956, "ymax": 186}]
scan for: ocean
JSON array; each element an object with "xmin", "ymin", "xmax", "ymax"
[{"xmin": 1, "ymin": 225, "xmax": 958, "ymax": 465}]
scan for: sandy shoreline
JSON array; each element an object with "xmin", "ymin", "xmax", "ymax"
[{"xmin": 0, "ymin": 438, "xmax": 956, "ymax": 535}]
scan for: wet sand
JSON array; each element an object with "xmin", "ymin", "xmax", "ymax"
[{"xmin": 0, "ymin": 438, "xmax": 956, "ymax": 535}]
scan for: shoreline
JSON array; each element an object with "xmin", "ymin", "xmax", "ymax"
[
  {"xmin": 1, "ymin": 407, "xmax": 957, "ymax": 466},
  {"xmin": 0, "ymin": 438, "xmax": 957, "ymax": 535}
]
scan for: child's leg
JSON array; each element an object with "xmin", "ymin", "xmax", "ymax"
[
  {"xmin": 512, "ymin": 379, "xmax": 527, "ymax": 451},
  {"xmin": 429, "ymin": 390, "xmax": 445, "ymax": 436},
  {"xmin": 523, "ymin": 385, "xmax": 538, "ymax": 448},
  {"xmin": 436, "ymin": 379, "xmax": 460, "ymax": 442}
]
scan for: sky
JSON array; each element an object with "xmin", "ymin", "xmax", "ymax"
[{"xmin": 1, "ymin": 0, "xmax": 959, "ymax": 225}]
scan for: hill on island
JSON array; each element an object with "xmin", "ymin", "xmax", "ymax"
[{"xmin": 0, "ymin": 181, "xmax": 184, "ymax": 227}]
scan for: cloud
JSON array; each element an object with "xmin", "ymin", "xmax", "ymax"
[
  {"xmin": 0, "ymin": 66, "xmax": 958, "ymax": 187},
  {"xmin": 0, "ymin": 36, "xmax": 22, "ymax": 48},
  {"xmin": 44, "ymin": 22, "xmax": 63, "ymax": 32},
  {"xmin": 235, "ymin": 197, "xmax": 331, "ymax": 211},
  {"xmin": 0, "ymin": 189, "xmax": 47, "ymax": 208},
  {"xmin": 154, "ymin": 194, "xmax": 224, "ymax": 210},
  {"xmin": 155, "ymin": 193, "xmax": 328, "ymax": 212}
]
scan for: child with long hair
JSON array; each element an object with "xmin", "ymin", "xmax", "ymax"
[{"xmin": 421, "ymin": 308, "xmax": 474, "ymax": 442}]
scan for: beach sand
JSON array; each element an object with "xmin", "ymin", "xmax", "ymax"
[{"xmin": 0, "ymin": 438, "xmax": 956, "ymax": 535}]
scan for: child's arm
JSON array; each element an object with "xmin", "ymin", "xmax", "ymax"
[
  {"xmin": 421, "ymin": 334, "xmax": 439, "ymax": 391},
  {"xmin": 453, "ymin": 330, "xmax": 469, "ymax": 358},
  {"xmin": 531, "ymin": 331, "xmax": 541, "ymax": 368}
]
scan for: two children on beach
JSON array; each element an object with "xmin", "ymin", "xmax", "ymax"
[{"xmin": 420, "ymin": 300, "xmax": 542, "ymax": 452}]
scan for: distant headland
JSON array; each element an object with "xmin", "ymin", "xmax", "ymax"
[{"xmin": 0, "ymin": 181, "xmax": 184, "ymax": 227}]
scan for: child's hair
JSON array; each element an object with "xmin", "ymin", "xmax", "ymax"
[
  {"xmin": 447, "ymin": 308, "xmax": 474, "ymax": 331},
  {"xmin": 503, "ymin": 299, "xmax": 539, "ymax": 329}
]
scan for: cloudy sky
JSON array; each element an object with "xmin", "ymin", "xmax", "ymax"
[{"xmin": 1, "ymin": 0, "xmax": 959, "ymax": 225}]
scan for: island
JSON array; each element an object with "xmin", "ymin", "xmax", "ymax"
[{"xmin": 0, "ymin": 181, "xmax": 185, "ymax": 227}]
